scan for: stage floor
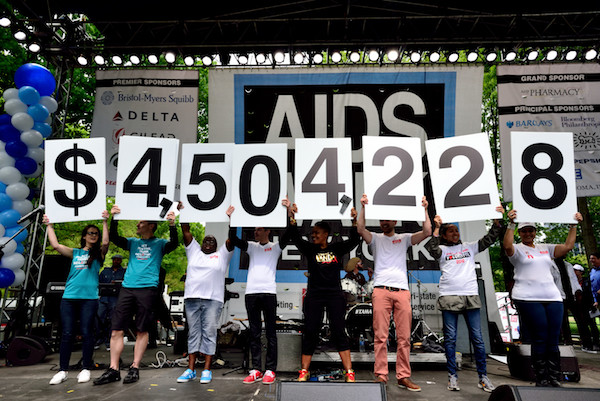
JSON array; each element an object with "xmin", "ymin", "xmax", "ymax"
[{"xmin": 1, "ymin": 341, "xmax": 599, "ymax": 401}]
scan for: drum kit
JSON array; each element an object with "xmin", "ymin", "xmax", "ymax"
[{"xmin": 340, "ymin": 278, "xmax": 376, "ymax": 350}]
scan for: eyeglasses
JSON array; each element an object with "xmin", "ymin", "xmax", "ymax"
[{"xmin": 86, "ymin": 231, "xmax": 99, "ymax": 236}]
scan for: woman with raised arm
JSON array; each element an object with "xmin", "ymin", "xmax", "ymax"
[
  {"xmin": 44, "ymin": 211, "xmax": 110, "ymax": 385},
  {"xmin": 282, "ymin": 197, "xmax": 360, "ymax": 383},
  {"xmin": 426, "ymin": 207, "xmax": 504, "ymax": 393},
  {"xmin": 503, "ymin": 209, "xmax": 583, "ymax": 387}
]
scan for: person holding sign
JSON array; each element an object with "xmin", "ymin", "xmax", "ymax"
[
  {"xmin": 282, "ymin": 198, "xmax": 360, "ymax": 383},
  {"xmin": 227, "ymin": 207, "xmax": 292, "ymax": 385},
  {"xmin": 94, "ymin": 205, "xmax": 178, "ymax": 385},
  {"xmin": 425, "ymin": 208, "xmax": 504, "ymax": 393},
  {"xmin": 357, "ymin": 194, "xmax": 431, "ymax": 391},
  {"xmin": 44, "ymin": 211, "xmax": 110, "ymax": 385},
  {"xmin": 503, "ymin": 210, "xmax": 583, "ymax": 388},
  {"xmin": 175, "ymin": 203, "xmax": 234, "ymax": 385}
]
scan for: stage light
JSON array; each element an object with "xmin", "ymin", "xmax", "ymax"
[
  {"xmin": 130, "ymin": 55, "xmax": 140, "ymax": 65},
  {"xmin": 545, "ymin": 50, "xmax": 558, "ymax": 61},
  {"xmin": 467, "ymin": 51, "xmax": 479, "ymax": 62},
  {"xmin": 566, "ymin": 50, "xmax": 578, "ymax": 61},
  {"xmin": 293, "ymin": 52, "xmax": 305, "ymax": 64},
  {"xmin": 94, "ymin": 55, "xmax": 105, "ymax": 65},
  {"xmin": 368, "ymin": 50, "xmax": 379, "ymax": 62},
  {"xmin": 165, "ymin": 52, "xmax": 176, "ymax": 63},
  {"xmin": 184, "ymin": 56, "xmax": 194, "ymax": 66},
  {"xmin": 331, "ymin": 51, "xmax": 342, "ymax": 63},
  {"xmin": 202, "ymin": 56, "xmax": 213, "ymax": 66},
  {"xmin": 428, "ymin": 51, "xmax": 440, "ymax": 63},
  {"xmin": 504, "ymin": 51, "xmax": 517, "ymax": 62},
  {"xmin": 28, "ymin": 42, "xmax": 41, "ymax": 53},
  {"xmin": 527, "ymin": 50, "xmax": 539, "ymax": 61},
  {"xmin": 112, "ymin": 55, "xmax": 123, "ymax": 65},
  {"xmin": 256, "ymin": 53, "xmax": 266, "ymax": 64},
  {"xmin": 585, "ymin": 49, "xmax": 598, "ymax": 60},
  {"xmin": 148, "ymin": 54, "xmax": 159, "ymax": 64},
  {"xmin": 349, "ymin": 52, "xmax": 360, "ymax": 63},
  {"xmin": 410, "ymin": 52, "xmax": 421, "ymax": 63},
  {"xmin": 485, "ymin": 51, "xmax": 497, "ymax": 62},
  {"xmin": 0, "ymin": 17, "xmax": 11, "ymax": 28},
  {"xmin": 312, "ymin": 53, "xmax": 323, "ymax": 64},
  {"xmin": 13, "ymin": 29, "xmax": 26, "ymax": 41},
  {"xmin": 274, "ymin": 51, "xmax": 285, "ymax": 63},
  {"xmin": 448, "ymin": 52, "xmax": 459, "ymax": 63},
  {"xmin": 387, "ymin": 49, "xmax": 399, "ymax": 62},
  {"xmin": 77, "ymin": 55, "xmax": 88, "ymax": 66}
]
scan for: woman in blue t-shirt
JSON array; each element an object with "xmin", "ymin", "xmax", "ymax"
[{"xmin": 44, "ymin": 211, "xmax": 109, "ymax": 385}]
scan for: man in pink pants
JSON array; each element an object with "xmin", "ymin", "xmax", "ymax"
[{"xmin": 357, "ymin": 194, "xmax": 431, "ymax": 391}]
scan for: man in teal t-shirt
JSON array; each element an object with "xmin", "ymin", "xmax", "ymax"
[{"xmin": 94, "ymin": 205, "xmax": 178, "ymax": 386}]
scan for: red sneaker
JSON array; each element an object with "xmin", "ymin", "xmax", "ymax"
[
  {"xmin": 243, "ymin": 369, "xmax": 263, "ymax": 384},
  {"xmin": 262, "ymin": 370, "xmax": 276, "ymax": 384},
  {"xmin": 345, "ymin": 369, "xmax": 356, "ymax": 383},
  {"xmin": 297, "ymin": 369, "xmax": 309, "ymax": 382}
]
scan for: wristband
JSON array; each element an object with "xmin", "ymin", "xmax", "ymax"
[
  {"xmin": 508, "ymin": 223, "xmax": 516, "ymax": 230},
  {"xmin": 289, "ymin": 217, "xmax": 297, "ymax": 225}
]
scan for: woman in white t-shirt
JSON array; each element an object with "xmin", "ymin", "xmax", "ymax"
[
  {"xmin": 426, "ymin": 206, "xmax": 504, "ymax": 393},
  {"xmin": 503, "ymin": 209, "xmax": 582, "ymax": 387}
]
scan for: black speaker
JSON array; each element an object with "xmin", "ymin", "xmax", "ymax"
[
  {"xmin": 507, "ymin": 344, "xmax": 580, "ymax": 382},
  {"xmin": 276, "ymin": 381, "xmax": 386, "ymax": 401},
  {"xmin": 489, "ymin": 384, "xmax": 600, "ymax": 401},
  {"xmin": 6, "ymin": 335, "xmax": 50, "ymax": 366}
]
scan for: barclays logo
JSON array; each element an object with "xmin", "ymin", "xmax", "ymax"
[
  {"xmin": 506, "ymin": 121, "xmax": 514, "ymax": 128},
  {"xmin": 101, "ymin": 91, "xmax": 115, "ymax": 106}
]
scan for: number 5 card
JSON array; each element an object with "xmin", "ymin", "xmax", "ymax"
[
  {"xmin": 426, "ymin": 133, "xmax": 502, "ymax": 222},
  {"xmin": 115, "ymin": 136, "xmax": 180, "ymax": 221},
  {"xmin": 510, "ymin": 131, "xmax": 577, "ymax": 224},
  {"xmin": 45, "ymin": 138, "xmax": 107, "ymax": 223}
]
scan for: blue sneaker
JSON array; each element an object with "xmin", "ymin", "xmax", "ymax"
[
  {"xmin": 177, "ymin": 369, "xmax": 196, "ymax": 383},
  {"xmin": 200, "ymin": 370, "xmax": 212, "ymax": 384}
]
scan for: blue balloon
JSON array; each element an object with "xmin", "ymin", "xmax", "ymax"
[
  {"xmin": 0, "ymin": 183, "xmax": 6, "ymax": 193},
  {"xmin": 15, "ymin": 242, "xmax": 24, "ymax": 254},
  {"xmin": 14, "ymin": 64, "xmax": 56, "ymax": 97},
  {"xmin": 5, "ymin": 140, "xmax": 28, "ymax": 158},
  {"xmin": 0, "ymin": 114, "xmax": 11, "ymax": 125},
  {"xmin": 0, "ymin": 124, "xmax": 21, "ymax": 143},
  {"xmin": 27, "ymin": 103, "xmax": 49, "ymax": 122},
  {"xmin": 0, "ymin": 209, "xmax": 20, "ymax": 227},
  {"xmin": 26, "ymin": 187, "xmax": 35, "ymax": 200},
  {"xmin": 32, "ymin": 122, "xmax": 51, "ymax": 138},
  {"xmin": 18, "ymin": 86, "xmax": 41, "ymax": 105},
  {"xmin": 15, "ymin": 157, "xmax": 37, "ymax": 175},
  {"xmin": 5, "ymin": 226, "xmax": 27, "ymax": 243},
  {"xmin": 0, "ymin": 193, "xmax": 12, "ymax": 211},
  {"xmin": 0, "ymin": 268, "xmax": 15, "ymax": 288}
]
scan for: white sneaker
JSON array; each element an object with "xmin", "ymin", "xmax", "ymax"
[
  {"xmin": 77, "ymin": 369, "xmax": 91, "ymax": 383},
  {"xmin": 49, "ymin": 371, "xmax": 68, "ymax": 385}
]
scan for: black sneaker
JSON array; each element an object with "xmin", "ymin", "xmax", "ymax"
[
  {"xmin": 93, "ymin": 368, "xmax": 121, "ymax": 385},
  {"xmin": 123, "ymin": 367, "xmax": 139, "ymax": 384}
]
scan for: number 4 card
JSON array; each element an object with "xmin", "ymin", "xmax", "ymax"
[
  {"xmin": 426, "ymin": 133, "xmax": 502, "ymax": 223},
  {"xmin": 115, "ymin": 136, "xmax": 180, "ymax": 221}
]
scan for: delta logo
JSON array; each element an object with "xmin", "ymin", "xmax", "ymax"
[{"xmin": 113, "ymin": 111, "xmax": 123, "ymax": 121}]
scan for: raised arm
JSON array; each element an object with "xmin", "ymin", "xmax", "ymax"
[
  {"xmin": 424, "ymin": 215, "xmax": 443, "ymax": 260},
  {"xmin": 225, "ymin": 205, "xmax": 235, "ymax": 252},
  {"xmin": 177, "ymin": 202, "xmax": 193, "ymax": 247},
  {"xmin": 411, "ymin": 196, "xmax": 432, "ymax": 245},
  {"xmin": 43, "ymin": 215, "xmax": 73, "ymax": 258},
  {"xmin": 109, "ymin": 205, "xmax": 129, "ymax": 250},
  {"xmin": 164, "ymin": 210, "xmax": 179, "ymax": 254},
  {"xmin": 226, "ymin": 206, "xmax": 248, "ymax": 251},
  {"xmin": 100, "ymin": 210, "xmax": 110, "ymax": 258},
  {"xmin": 554, "ymin": 212, "xmax": 583, "ymax": 259},
  {"xmin": 477, "ymin": 206, "xmax": 505, "ymax": 253},
  {"xmin": 503, "ymin": 209, "xmax": 517, "ymax": 257},
  {"xmin": 357, "ymin": 194, "xmax": 373, "ymax": 244}
]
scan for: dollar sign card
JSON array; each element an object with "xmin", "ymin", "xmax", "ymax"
[{"xmin": 45, "ymin": 138, "xmax": 107, "ymax": 223}]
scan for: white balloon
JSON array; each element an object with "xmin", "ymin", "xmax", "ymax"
[
  {"xmin": 24, "ymin": 165, "xmax": 42, "ymax": 178},
  {"xmin": 11, "ymin": 269, "xmax": 25, "ymax": 287},
  {"xmin": 2, "ymin": 88, "xmax": 19, "ymax": 101},
  {"xmin": 4, "ymin": 98, "xmax": 28, "ymax": 115},
  {"xmin": 0, "ymin": 141, "xmax": 5, "ymax": 151},
  {"xmin": 20, "ymin": 130, "xmax": 44, "ymax": 147},
  {"xmin": 26, "ymin": 147, "xmax": 44, "ymax": 163},
  {"xmin": 0, "ymin": 166, "xmax": 22, "ymax": 185},
  {"xmin": 12, "ymin": 199, "xmax": 33, "ymax": 216},
  {"xmin": 0, "ymin": 152, "xmax": 15, "ymax": 168},
  {"xmin": 6, "ymin": 182, "xmax": 30, "ymax": 201},
  {"xmin": 0, "ymin": 224, "xmax": 4, "ymax": 238},
  {"xmin": 11, "ymin": 112, "xmax": 34, "ymax": 131},
  {"xmin": 0, "ymin": 236, "xmax": 17, "ymax": 256},
  {"xmin": 1, "ymin": 252, "xmax": 24, "ymax": 271},
  {"xmin": 39, "ymin": 96, "xmax": 58, "ymax": 113}
]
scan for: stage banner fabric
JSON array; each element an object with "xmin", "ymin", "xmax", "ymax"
[
  {"xmin": 91, "ymin": 69, "xmax": 199, "ymax": 196},
  {"xmin": 497, "ymin": 63, "xmax": 600, "ymax": 199},
  {"xmin": 208, "ymin": 66, "xmax": 484, "ymax": 279}
]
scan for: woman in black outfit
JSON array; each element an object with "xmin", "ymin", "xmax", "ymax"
[{"xmin": 282, "ymin": 198, "xmax": 360, "ymax": 383}]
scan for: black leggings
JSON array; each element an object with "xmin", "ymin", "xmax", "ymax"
[{"xmin": 302, "ymin": 291, "xmax": 350, "ymax": 354}]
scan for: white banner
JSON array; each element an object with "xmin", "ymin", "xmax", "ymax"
[
  {"xmin": 45, "ymin": 138, "xmax": 106, "ymax": 223},
  {"xmin": 426, "ymin": 133, "xmax": 502, "ymax": 222},
  {"xmin": 114, "ymin": 136, "xmax": 179, "ymax": 221},
  {"xmin": 510, "ymin": 131, "xmax": 577, "ymax": 223},
  {"xmin": 230, "ymin": 144, "xmax": 288, "ymax": 227},
  {"xmin": 498, "ymin": 63, "xmax": 600, "ymax": 198},
  {"xmin": 362, "ymin": 136, "xmax": 424, "ymax": 221},
  {"xmin": 179, "ymin": 143, "xmax": 233, "ymax": 223},
  {"xmin": 90, "ymin": 69, "xmax": 199, "ymax": 196}
]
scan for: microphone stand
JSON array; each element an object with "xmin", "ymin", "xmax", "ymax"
[{"xmin": 408, "ymin": 270, "xmax": 440, "ymax": 343}]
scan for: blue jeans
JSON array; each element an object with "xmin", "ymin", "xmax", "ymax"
[
  {"xmin": 185, "ymin": 298, "xmax": 223, "ymax": 356},
  {"xmin": 442, "ymin": 308, "xmax": 486, "ymax": 377},
  {"xmin": 60, "ymin": 298, "xmax": 99, "ymax": 370},
  {"xmin": 514, "ymin": 301, "xmax": 563, "ymax": 355}
]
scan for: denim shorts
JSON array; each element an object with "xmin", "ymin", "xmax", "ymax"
[{"xmin": 185, "ymin": 298, "xmax": 223, "ymax": 356}]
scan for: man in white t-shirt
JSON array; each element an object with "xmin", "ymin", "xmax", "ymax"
[
  {"xmin": 357, "ymin": 194, "xmax": 431, "ymax": 391},
  {"xmin": 227, "ymin": 206, "xmax": 291, "ymax": 385}
]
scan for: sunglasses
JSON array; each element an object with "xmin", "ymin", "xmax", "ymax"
[{"xmin": 86, "ymin": 231, "xmax": 100, "ymax": 236}]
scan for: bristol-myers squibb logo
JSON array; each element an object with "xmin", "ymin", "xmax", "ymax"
[
  {"xmin": 101, "ymin": 91, "xmax": 115, "ymax": 106},
  {"xmin": 506, "ymin": 120, "xmax": 553, "ymax": 129}
]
